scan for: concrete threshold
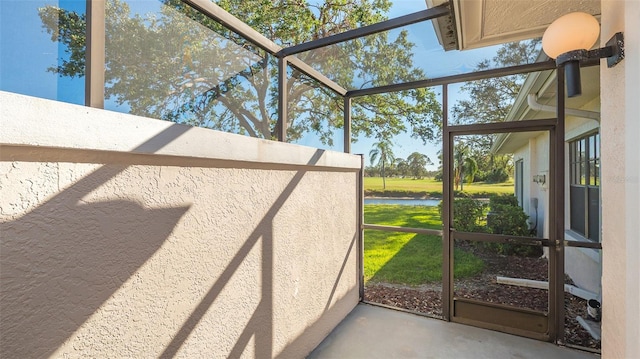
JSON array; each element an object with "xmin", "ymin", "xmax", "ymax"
[{"xmin": 308, "ymin": 303, "xmax": 598, "ymax": 359}]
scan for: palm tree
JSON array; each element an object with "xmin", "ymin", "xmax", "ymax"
[
  {"xmin": 454, "ymin": 151, "xmax": 461, "ymax": 191},
  {"xmin": 370, "ymin": 140, "xmax": 395, "ymax": 189},
  {"xmin": 454, "ymin": 144, "xmax": 467, "ymax": 191},
  {"xmin": 463, "ymin": 157, "xmax": 479, "ymax": 184},
  {"xmin": 454, "ymin": 145, "xmax": 479, "ymax": 191}
]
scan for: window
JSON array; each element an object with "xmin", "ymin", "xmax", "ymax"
[
  {"xmin": 569, "ymin": 132, "xmax": 600, "ymax": 241},
  {"xmin": 515, "ymin": 159, "xmax": 524, "ymax": 207}
]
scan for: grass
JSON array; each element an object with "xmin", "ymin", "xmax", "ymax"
[
  {"xmin": 364, "ymin": 177, "xmax": 514, "ymax": 198},
  {"xmin": 364, "ymin": 204, "xmax": 484, "ymax": 286}
]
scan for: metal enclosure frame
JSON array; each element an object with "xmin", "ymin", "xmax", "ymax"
[
  {"xmin": 352, "ymin": 61, "xmax": 598, "ymax": 345},
  {"xmin": 447, "ymin": 124, "xmax": 556, "ymax": 341},
  {"xmin": 80, "ymin": 0, "xmax": 603, "ymax": 347}
]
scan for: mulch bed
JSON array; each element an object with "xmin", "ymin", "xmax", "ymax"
[{"xmin": 364, "ymin": 246, "xmax": 601, "ymax": 351}]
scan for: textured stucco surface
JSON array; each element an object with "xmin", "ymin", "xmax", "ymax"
[
  {"xmin": 0, "ymin": 91, "xmax": 358, "ymax": 171},
  {"xmin": 456, "ymin": 0, "xmax": 600, "ymax": 49},
  {"xmin": 0, "ymin": 94, "xmax": 360, "ymax": 358},
  {"xmin": 512, "ymin": 136, "xmax": 548, "ymax": 239},
  {"xmin": 600, "ymin": 0, "xmax": 640, "ymax": 358},
  {"xmin": 483, "ymin": 0, "xmax": 600, "ymax": 36}
]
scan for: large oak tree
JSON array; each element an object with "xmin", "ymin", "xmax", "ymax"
[
  {"xmin": 451, "ymin": 40, "xmax": 541, "ymax": 181},
  {"xmin": 39, "ymin": 0, "xmax": 442, "ymax": 145}
]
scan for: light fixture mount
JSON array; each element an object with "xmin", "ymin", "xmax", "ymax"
[
  {"xmin": 554, "ymin": 32, "xmax": 625, "ymax": 97},
  {"xmin": 555, "ymin": 32, "xmax": 625, "ymax": 68},
  {"xmin": 542, "ymin": 11, "xmax": 625, "ymax": 98},
  {"xmin": 604, "ymin": 32, "xmax": 625, "ymax": 68}
]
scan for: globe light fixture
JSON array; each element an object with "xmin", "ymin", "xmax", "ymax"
[
  {"xmin": 542, "ymin": 12, "xmax": 624, "ymax": 98},
  {"xmin": 542, "ymin": 12, "xmax": 600, "ymax": 59}
]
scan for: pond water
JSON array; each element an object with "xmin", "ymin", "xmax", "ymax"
[{"xmin": 364, "ymin": 198, "xmax": 441, "ymax": 206}]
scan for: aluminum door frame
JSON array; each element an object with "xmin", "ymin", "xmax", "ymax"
[{"xmin": 443, "ymin": 119, "xmax": 559, "ymax": 341}]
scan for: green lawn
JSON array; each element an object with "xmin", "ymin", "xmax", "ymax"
[
  {"xmin": 364, "ymin": 177, "xmax": 514, "ymax": 198},
  {"xmin": 364, "ymin": 204, "xmax": 484, "ymax": 286}
]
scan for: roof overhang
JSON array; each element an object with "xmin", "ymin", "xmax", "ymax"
[
  {"xmin": 492, "ymin": 63, "xmax": 600, "ymax": 154},
  {"xmin": 425, "ymin": 0, "xmax": 458, "ymax": 50},
  {"xmin": 434, "ymin": 0, "xmax": 600, "ymax": 51}
]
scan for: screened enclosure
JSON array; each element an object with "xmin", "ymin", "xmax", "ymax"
[{"xmin": 0, "ymin": 0, "xmax": 605, "ymax": 352}]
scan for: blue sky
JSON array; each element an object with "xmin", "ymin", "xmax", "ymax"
[
  {"xmin": 0, "ymin": 0, "xmax": 86, "ymax": 105},
  {"xmin": 1, "ymin": 0, "xmax": 503, "ymax": 170},
  {"xmin": 296, "ymin": 1, "xmax": 503, "ymax": 170}
]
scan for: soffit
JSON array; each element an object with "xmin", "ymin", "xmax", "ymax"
[
  {"xmin": 492, "ymin": 131, "xmax": 546, "ymax": 154},
  {"xmin": 531, "ymin": 66, "xmax": 600, "ymax": 111},
  {"xmin": 493, "ymin": 65, "xmax": 600, "ymax": 154},
  {"xmin": 452, "ymin": 0, "xmax": 601, "ymax": 50}
]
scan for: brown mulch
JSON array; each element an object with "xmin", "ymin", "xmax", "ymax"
[
  {"xmin": 365, "ymin": 284, "xmax": 443, "ymax": 318},
  {"xmin": 364, "ymin": 246, "xmax": 601, "ymax": 351}
]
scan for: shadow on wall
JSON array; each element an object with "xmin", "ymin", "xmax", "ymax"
[
  {"xmin": 159, "ymin": 149, "xmax": 328, "ymax": 359},
  {"xmin": 0, "ymin": 124, "xmax": 194, "ymax": 358},
  {"xmin": 0, "ymin": 179, "xmax": 190, "ymax": 358},
  {"xmin": 1, "ymin": 121, "xmax": 354, "ymax": 357},
  {"xmin": 276, "ymin": 235, "xmax": 358, "ymax": 359}
]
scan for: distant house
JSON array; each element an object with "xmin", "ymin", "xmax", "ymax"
[{"xmin": 492, "ymin": 57, "xmax": 601, "ymax": 295}]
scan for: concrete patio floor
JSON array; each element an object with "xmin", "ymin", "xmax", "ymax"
[{"xmin": 309, "ymin": 304, "xmax": 599, "ymax": 359}]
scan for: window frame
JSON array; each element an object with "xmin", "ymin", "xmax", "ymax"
[
  {"xmin": 515, "ymin": 159, "xmax": 524, "ymax": 208},
  {"xmin": 568, "ymin": 131, "xmax": 600, "ymax": 242}
]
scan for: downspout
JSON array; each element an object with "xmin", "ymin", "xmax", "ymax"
[{"xmin": 527, "ymin": 94, "xmax": 600, "ymax": 122}]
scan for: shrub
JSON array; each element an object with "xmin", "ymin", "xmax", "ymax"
[
  {"xmin": 439, "ymin": 194, "xmax": 541, "ymax": 257},
  {"xmin": 473, "ymin": 170, "xmax": 488, "ymax": 182},
  {"xmin": 489, "ymin": 193, "xmax": 519, "ymax": 207},
  {"xmin": 486, "ymin": 194, "xmax": 540, "ymax": 257},
  {"xmin": 487, "ymin": 204, "xmax": 529, "ymax": 236},
  {"xmin": 486, "ymin": 168, "xmax": 509, "ymax": 183},
  {"xmin": 439, "ymin": 197, "xmax": 486, "ymax": 232}
]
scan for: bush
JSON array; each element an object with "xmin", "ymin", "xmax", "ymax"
[
  {"xmin": 486, "ymin": 194, "xmax": 540, "ymax": 257},
  {"xmin": 473, "ymin": 171, "xmax": 488, "ymax": 182},
  {"xmin": 485, "ymin": 168, "xmax": 509, "ymax": 183},
  {"xmin": 439, "ymin": 197, "xmax": 486, "ymax": 232},
  {"xmin": 489, "ymin": 193, "xmax": 519, "ymax": 207},
  {"xmin": 487, "ymin": 205, "xmax": 529, "ymax": 236},
  {"xmin": 439, "ymin": 194, "xmax": 541, "ymax": 257}
]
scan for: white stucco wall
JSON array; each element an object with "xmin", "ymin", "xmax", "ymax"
[
  {"xmin": 509, "ymin": 118, "xmax": 602, "ymax": 294},
  {"xmin": 0, "ymin": 92, "xmax": 361, "ymax": 358},
  {"xmin": 514, "ymin": 147, "xmax": 530, "ymax": 206},
  {"xmin": 564, "ymin": 243, "xmax": 601, "ymax": 295},
  {"xmin": 513, "ymin": 137, "xmax": 548, "ymax": 239},
  {"xmin": 531, "ymin": 136, "xmax": 549, "ymax": 240},
  {"xmin": 600, "ymin": 0, "xmax": 640, "ymax": 358}
]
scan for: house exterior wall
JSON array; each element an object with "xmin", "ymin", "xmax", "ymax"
[
  {"xmin": 512, "ymin": 124, "xmax": 603, "ymax": 294},
  {"xmin": 530, "ymin": 136, "xmax": 549, "ymax": 240},
  {"xmin": 0, "ymin": 92, "xmax": 361, "ymax": 358},
  {"xmin": 514, "ymin": 147, "xmax": 530, "ymax": 207},
  {"xmin": 600, "ymin": 0, "xmax": 640, "ymax": 358},
  {"xmin": 564, "ymin": 245, "xmax": 601, "ymax": 295},
  {"xmin": 513, "ymin": 137, "xmax": 548, "ymax": 239},
  {"xmin": 563, "ymin": 115, "xmax": 601, "ymax": 295}
]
